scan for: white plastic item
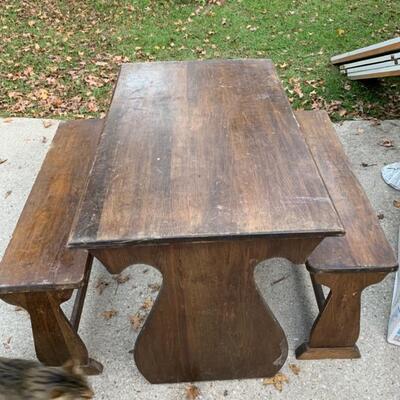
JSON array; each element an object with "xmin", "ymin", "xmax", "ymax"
[{"xmin": 388, "ymin": 227, "xmax": 400, "ymax": 345}]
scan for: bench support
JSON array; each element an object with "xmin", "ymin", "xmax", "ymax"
[
  {"xmin": 296, "ymin": 270, "xmax": 388, "ymax": 359},
  {"xmin": 0, "ymin": 289, "xmax": 102, "ymax": 375}
]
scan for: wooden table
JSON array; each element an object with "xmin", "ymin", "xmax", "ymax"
[{"xmin": 68, "ymin": 60, "xmax": 344, "ymax": 383}]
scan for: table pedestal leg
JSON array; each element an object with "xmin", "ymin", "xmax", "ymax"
[
  {"xmin": 296, "ymin": 271, "xmax": 388, "ymax": 360},
  {"xmin": 92, "ymin": 237, "xmax": 321, "ymax": 383},
  {"xmin": 0, "ymin": 291, "xmax": 102, "ymax": 375}
]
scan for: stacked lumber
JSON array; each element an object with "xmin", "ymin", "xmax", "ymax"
[{"xmin": 331, "ymin": 37, "xmax": 400, "ymax": 80}]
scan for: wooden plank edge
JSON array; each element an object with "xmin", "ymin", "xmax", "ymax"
[{"xmin": 331, "ymin": 37, "xmax": 400, "ymax": 65}]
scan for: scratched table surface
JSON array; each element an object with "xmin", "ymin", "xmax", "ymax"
[{"xmin": 69, "ymin": 59, "xmax": 343, "ymax": 249}]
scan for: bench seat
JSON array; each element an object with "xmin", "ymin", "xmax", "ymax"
[
  {"xmin": 0, "ymin": 119, "xmax": 103, "ymax": 293},
  {"xmin": 294, "ymin": 110, "xmax": 397, "ymax": 360},
  {"xmin": 296, "ymin": 110, "xmax": 397, "ymax": 274},
  {"xmin": 0, "ymin": 119, "xmax": 103, "ymax": 374}
]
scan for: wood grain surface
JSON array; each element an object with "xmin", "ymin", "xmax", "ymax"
[
  {"xmin": 295, "ymin": 110, "xmax": 397, "ymax": 273},
  {"xmin": 0, "ymin": 119, "xmax": 103, "ymax": 293},
  {"xmin": 1, "ymin": 291, "xmax": 103, "ymax": 374},
  {"xmin": 69, "ymin": 60, "xmax": 343, "ymax": 249},
  {"xmin": 90, "ymin": 236, "xmax": 322, "ymax": 383},
  {"xmin": 296, "ymin": 271, "xmax": 388, "ymax": 360}
]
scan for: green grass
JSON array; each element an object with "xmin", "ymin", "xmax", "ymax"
[{"xmin": 0, "ymin": 0, "xmax": 399, "ymax": 120}]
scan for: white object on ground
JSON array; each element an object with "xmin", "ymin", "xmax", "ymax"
[
  {"xmin": 388, "ymin": 226, "xmax": 400, "ymax": 346},
  {"xmin": 381, "ymin": 162, "xmax": 400, "ymax": 191}
]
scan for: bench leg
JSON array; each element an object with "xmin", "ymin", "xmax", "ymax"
[
  {"xmin": 0, "ymin": 291, "xmax": 103, "ymax": 375},
  {"xmin": 296, "ymin": 271, "xmax": 388, "ymax": 360}
]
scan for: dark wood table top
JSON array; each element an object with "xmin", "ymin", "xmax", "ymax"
[{"xmin": 68, "ymin": 59, "xmax": 344, "ymax": 249}]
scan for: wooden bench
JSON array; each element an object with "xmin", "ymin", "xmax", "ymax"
[
  {"xmin": 0, "ymin": 119, "xmax": 104, "ymax": 374},
  {"xmin": 295, "ymin": 110, "xmax": 398, "ymax": 360}
]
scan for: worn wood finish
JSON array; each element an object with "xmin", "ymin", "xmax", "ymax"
[
  {"xmin": 296, "ymin": 271, "xmax": 388, "ymax": 360},
  {"xmin": 295, "ymin": 110, "xmax": 397, "ymax": 273},
  {"xmin": 91, "ymin": 236, "xmax": 322, "ymax": 383},
  {"xmin": 0, "ymin": 291, "xmax": 103, "ymax": 375},
  {"xmin": 331, "ymin": 37, "xmax": 400, "ymax": 64},
  {"xmin": 69, "ymin": 59, "xmax": 343, "ymax": 249},
  {"xmin": 0, "ymin": 120, "xmax": 103, "ymax": 373},
  {"xmin": 296, "ymin": 343, "xmax": 361, "ymax": 360},
  {"xmin": 295, "ymin": 110, "xmax": 397, "ymax": 359},
  {"xmin": 0, "ymin": 119, "xmax": 103, "ymax": 293}
]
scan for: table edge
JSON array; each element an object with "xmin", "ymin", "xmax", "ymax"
[{"xmin": 67, "ymin": 228, "xmax": 345, "ymax": 250}]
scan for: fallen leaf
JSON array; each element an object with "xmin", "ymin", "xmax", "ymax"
[
  {"xmin": 263, "ymin": 372, "xmax": 289, "ymax": 392},
  {"xmin": 43, "ymin": 120, "xmax": 52, "ymax": 128},
  {"xmin": 338, "ymin": 108, "xmax": 347, "ymax": 117},
  {"xmin": 113, "ymin": 274, "xmax": 130, "ymax": 284},
  {"xmin": 393, "ymin": 200, "xmax": 400, "ymax": 208},
  {"xmin": 289, "ymin": 364, "xmax": 300, "ymax": 375},
  {"xmin": 3, "ymin": 336, "xmax": 12, "ymax": 350},
  {"xmin": 14, "ymin": 306, "xmax": 24, "ymax": 312},
  {"xmin": 337, "ymin": 28, "xmax": 345, "ymax": 36},
  {"xmin": 148, "ymin": 283, "xmax": 161, "ymax": 292},
  {"xmin": 3, "ymin": 118, "xmax": 13, "ymax": 123},
  {"xmin": 186, "ymin": 384, "xmax": 201, "ymax": 399},
  {"xmin": 129, "ymin": 313, "xmax": 144, "ymax": 331},
  {"xmin": 4, "ymin": 190, "xmax": 12, "ymax": 199},
  {"xmin": 0, "ymin": 159, "xmax": 7, "ymax": 165},
  {"xmin": 141, "ymin": 298, "xmax": 154, "ymax": 311},
  {"xmin": 378, "ymin": 139, "xmax": 394, "ymax": 148},
  {"xmin": 95, "ymin": 278, "xmax": 110, "ymax": 295},
  {"xmin": 101, "ymin": 309, "xmax": 118, "ymax": 320}
]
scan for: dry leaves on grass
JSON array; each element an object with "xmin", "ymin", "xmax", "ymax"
[
  {"xmin": 95, "ymin": 278, "xmax": 110, "ymax": 295},
  {"xmin": 129, "ymin": 313, "xmax": 145, "ymax": 331},
  {"xmin": 289, "ymin": 363, "xmax": 300, "ymax": 376},
  {"xmin": 185, "ymin": 384, "xmax": 201, "ymax": 399},
  {"xmin": 100, "ymin": 309, "xmax": 118, "ymax": 320},
  {"xmin": 263, "ymin": 372, "xmax": 289, "ymax": 392},
  {"xmin": 113, "ymin": 273, "xmax": 130, "ymax": 284}
]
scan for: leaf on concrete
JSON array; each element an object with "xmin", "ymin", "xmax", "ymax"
[
  {"xmin": 289, "ymin": 363, "xmax": 300, "ymax": 375},
  {"xmin": 113, "ymin": 273, "xmax": 130, "ymax": 284},
  {"xmin": 141, "ymin": 298, "xmax": 154, "ymax": 311},
  {"xmin": 186, "ymin": 384, "xmax": 201, "ymax": 400},
  {"xmin": 4, "ymin": 190, "xmax": 12, "ymax": 199},
  {"xmin": 148, "ymin": 282, "xmax": 161, "ymax": 292},
  {"xmin": 262, "ymin": 372, "xmax": 289, "ymax": 392},
  {"xmin": 0, "ymin": 159, "xmax": 7, "ymax": 165},
  {"xmin": 393, "ymin": 200, "xmax": 400, "ymax": 209},
  {"xmin": 95, "ymin": 278, "xmax": 110, "ymax": 295},
  {"xmin": 378, "ymin": 139, "xmax": 394, "ymax": 148},
  {"xmin": 129, "ymin": 313, "xmax": 144, "ymax": 331},
  {"xmin": 100, "ymin": 309, "xmax": 118, "ymax": 320},
  {"xmin": 43, "ymin": 120, "xmax": 53, "ymax": 128}
]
